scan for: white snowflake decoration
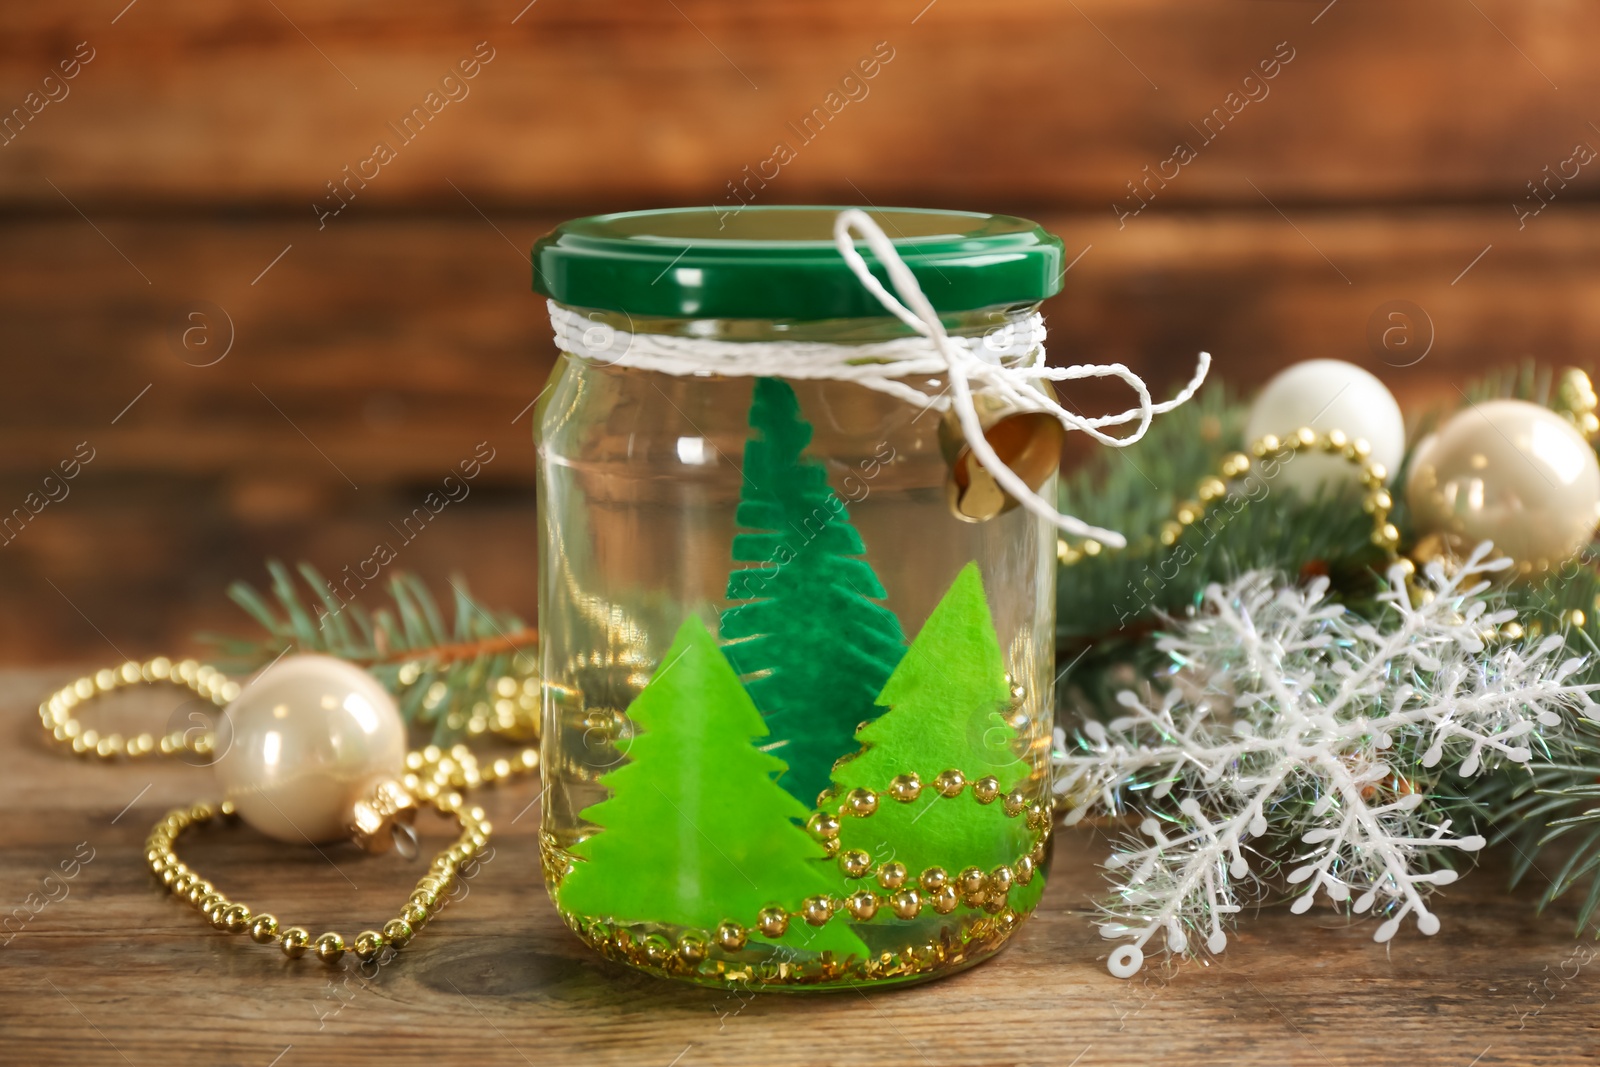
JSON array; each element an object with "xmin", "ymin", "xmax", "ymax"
[{"xmin": 1054, "ymin": 545, "xmax": 1598, "ymax": 978}]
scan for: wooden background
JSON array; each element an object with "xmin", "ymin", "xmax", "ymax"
[{"xmin": 3, "ymin": 0, "xmax": 1596, "ymax": 663}]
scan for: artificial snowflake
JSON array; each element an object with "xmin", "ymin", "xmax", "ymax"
[{"xmin": 1054, "ymin": 545, "xmax": 1598, "ymax": 978}]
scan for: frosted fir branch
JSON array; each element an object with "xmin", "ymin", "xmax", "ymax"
[{"xmin": 1054, "ymin": 543, "xmax": 1600, "ymax": 978}]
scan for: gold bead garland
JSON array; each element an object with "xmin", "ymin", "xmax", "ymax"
[
  {"xmin": 1057, "ymin": 427, "xmax": 1400, "ymax": 566},
  {"xmin": 41, "ymin": 655, "xmax": 539, "ymax": 963},
  {"xmin": 805, "ymin": 764, "xmax": 1051, "ymax": 898},
  {"xmin": 549, "ymin": 787, "xmax": 1048, "ymax": 925},
  {"xmin": 38, "ymin": 657, "xmax": 238, "ymax": 761},
  {"xmin": 554, "ymin": 897, "xmax": 1029, "ymax": 987},
  {"xmin": 538, "ymin": 749, "xmax": 1054, "ymax": 988},
  {"xmin": 146, "ymin": 784, "xmax": 497, "ymax": 964}
]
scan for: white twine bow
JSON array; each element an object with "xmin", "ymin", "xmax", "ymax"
[
  {"xmin": 545, "ymin": 209, "xmax": 1209, "ymax": 547},
  {"xmin": 832, "ymin": 208, "xmax": 1209, "ymax": 546}
]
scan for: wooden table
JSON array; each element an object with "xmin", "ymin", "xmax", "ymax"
[{"xmin": 2, "ymin": 668, "xmax": 1595, "ymax": 1066}]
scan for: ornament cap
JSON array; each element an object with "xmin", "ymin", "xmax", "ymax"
[{"xmin": 350, "ymin": 778, "xmax": 420, "ymax": 855}]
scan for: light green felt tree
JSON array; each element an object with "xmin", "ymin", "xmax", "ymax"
[
  {"xmin": 558, "ymin": 614, "xmax": 869, "ymax": 960},
  {"xmin": 832, "ymin": 563, "xmax": 1043, "ymax": 911},
  {"xmin": 722, "ymin": 377, "xmax": 906, "ymax": 806}
]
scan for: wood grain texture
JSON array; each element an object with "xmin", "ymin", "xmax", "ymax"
[
  {"xmin": 1, "ymin": 669, "xmax": 1595, "ymax": 1067},
  {"xmin": 2, "ymin": 205, "xmax": 1594, "ymax": 663},
  {"xmin": 0, "ymin": 0, "xmax": 1595, "ymax": 209},
  {"xmin": 4, "ymin": 205, "xmax": 1592, "ymax": 480}
]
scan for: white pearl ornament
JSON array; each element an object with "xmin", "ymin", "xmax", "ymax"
[
  {"xmin": 214, "ymin": 654, "xmax": 407, "ymax": 844},
  {"xmin": 1244, "ymin": 359, "xmax": 1406, "ymax": 495},
  {"xmin": 1405, "ymin": 399, "xmax": 1600, "ymax": 569}
]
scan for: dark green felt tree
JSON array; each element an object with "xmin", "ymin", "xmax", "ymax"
[
  {"xmin": 832, "ymin": 563, "xmax": 1043, "ymax": 911},
  {"xmin": 558, "ymin": 615, "xmax": 869, "ymax": 960},
  {"xmin": 721, "ymin": 377, "xmax": 906, "ymax": 806}
]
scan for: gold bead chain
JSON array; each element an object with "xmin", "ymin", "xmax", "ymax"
[
  {"xmin": 41, "ymin": 656, "xmax": 539, "ymax": 964},
  {"xmin": 538, "ymin": 759, "xmax": 1055, "ymax": 987},
  {"xmin": 147, "ymin": 787, "xmax": 494, "ymax": 965},
  {"xmin": 39, "ymin": 657, "xmax": 238, "ymax": 760},
  {"xmin": 1057, "ymin": 427, "xmax": 1400, "ymax": 566}
]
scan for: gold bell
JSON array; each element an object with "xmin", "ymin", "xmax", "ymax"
[
  {"xmin": 939, "ymin": 392, "xmax": 1065, "ymax": 523},
  {"xmin": 349, "ymin": 779, "xmax": 420, "ymax": 855}
]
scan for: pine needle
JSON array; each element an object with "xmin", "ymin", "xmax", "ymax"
[{"xmin": 198, "ymin": 560, "xmax": 537, "ymax": 745}]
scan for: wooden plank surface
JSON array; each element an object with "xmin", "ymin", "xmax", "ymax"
[
  {"xmin": 0, "ymin": 0, "xmax": 1595, "ymax": 208},
  {"xmin": 1, "ymin": 668, "xmax": 1596, "ymax": 1066}
]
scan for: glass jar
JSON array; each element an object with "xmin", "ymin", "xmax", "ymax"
[{"xmin": 531, "ymin": 206, "xmax": 1063, "ymax": 989}]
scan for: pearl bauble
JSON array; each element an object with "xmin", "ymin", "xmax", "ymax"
[
  {"xmin": 215, "ymin": 654, "xmax": 406, "ymax": 844},
  {"xmin": 1244, "ymin": 360, "xmax": 1405, "ymax": 494},
  {"xmin": 1405, "ymin": 399, "xmax": 1600, "ymax": 568}
]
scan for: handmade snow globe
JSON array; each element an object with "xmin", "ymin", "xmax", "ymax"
[{"xmin": 531, "ymin": 206, "xmax": 1077, "ymax": 989}]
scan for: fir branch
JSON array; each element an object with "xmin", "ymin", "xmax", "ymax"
[
  {"xmin": 199, "ymin": 560, "xmax": 537, "ymax": 745},
  {"xmin": 1055, "ymin": 384, "xmax": 1387, "ymax": 714}
]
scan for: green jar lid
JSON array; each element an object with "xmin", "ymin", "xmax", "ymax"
[{"xmin": 531, "ymin": 205, "xmax": 1064, "ymax": 320}]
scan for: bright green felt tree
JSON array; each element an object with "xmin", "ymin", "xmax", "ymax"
[
  {"xmin": 558, "ymin": 615, "xmax": 869, "ymax": 960},
  {"xmin": 722, "ymin": 377, "xmax": 906, "ymax": 806},
  {"xmin": 832, "ymin": 563, "xmax": 1043, "ymax": 911}
]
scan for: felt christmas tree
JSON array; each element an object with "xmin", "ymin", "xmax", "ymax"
[
  {"xmin": 832, "ymin": 563, "xmax": 1042, "ymax": 910},
  {"xmin": 722, "ymin": 377, "xmax": 906, "ymax": 806},
  {"xmin": 558, "ymin": 614, "xmax": 869, "ymax": 960}
]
